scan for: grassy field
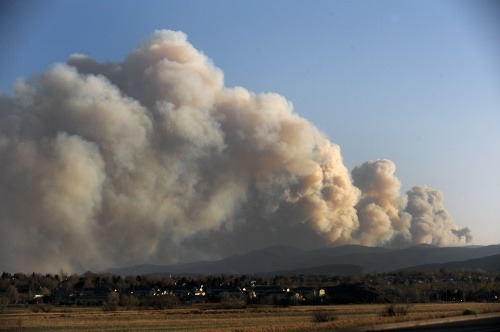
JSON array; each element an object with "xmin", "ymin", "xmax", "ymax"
[{"xmin": 1, "ymin": 302, "xmax": 499, "ymax": 331}]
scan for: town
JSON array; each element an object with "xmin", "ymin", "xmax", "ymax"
[{"xmin": 1, "ymin": 269, "xmax": 498, "ymax": 311}]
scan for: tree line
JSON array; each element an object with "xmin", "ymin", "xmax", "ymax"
[{"xmin": 0, "ymin": 268, "xmax": 498, "ymax": 311}]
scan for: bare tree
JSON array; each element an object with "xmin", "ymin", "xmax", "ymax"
[
  {"xmin": 103, "ymin": 292, "xmax": 120, "ymax": 311},
  {"xmin": 6, "ymin": 285, "xmax": 19, "ymax": 305},
  {"xmin": 0, "ymin": 297, "xmax": 9, "ymax": 312},
  {"xmin": 120, "ymin": 294, "xmax": 137, "ymax": 310}
]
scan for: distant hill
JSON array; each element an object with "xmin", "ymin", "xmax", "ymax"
[
  {"xmin": 268, "ymin": 263, "xmax": 364, "ymax": 276},
  {"xmin": 399, "ymin": 253, "xmax": 500, "ymax": 272},
  {"xmin": 106, "ymin": 244, "xmax": 500, "ymax": 276}
]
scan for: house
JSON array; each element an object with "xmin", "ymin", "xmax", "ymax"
[
  {"xmin": 289, "ymin": 287, "xmax": 317, "ymax": 301},
  {"xmin": 248, "ymin": 285, "xmax": 286, "ymax": 300},
  {"xmin": 207, "ymin": 285, "xmax": 243, "ymax": 300}
]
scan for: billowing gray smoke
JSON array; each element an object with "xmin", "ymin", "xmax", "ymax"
[
  {"xmin": 0, "ymin": 30, "xmax": 471, "ymax": 272},
  {"xmin": 351, "ymin": 160, "xmax": 471, "ymax": 247}
]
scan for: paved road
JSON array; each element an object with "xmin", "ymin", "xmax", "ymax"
[
  {"xmin": 372, "ymin": 315, "xmax": 500, "ymax": 332},
  {"xmin": 341, "ymin": 313, "xmax": 500, "ymax": 332}
]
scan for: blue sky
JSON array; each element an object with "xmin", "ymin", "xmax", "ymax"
[{"xmin": 1, "ymin": 0, "xmax": 499, "ymax": 245}]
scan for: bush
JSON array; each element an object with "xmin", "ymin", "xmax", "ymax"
[
  {"xmin": 463, "ymin": 309, "xmax": 476, "ymax": 316},
  {"xmin": 6, "ymin": 285, "xmax": 19, "ymax": 305},
  {"xmin": 120, "ymin": 294, "xmax": 138, "ymax": 310},
  {"xmin": 30, "ymin": 304, "xmax": 52, "ymax": 313},
  {"xmin": 0, "ymin": 297, "xmax": 8, "ymax": 312},
  {"xmin": 220, "ymin": 292, "xmax": 246, "ymax": 309},
  {"xmin": 382, "ymin": 304, "xmax": 411, "ymax": 317},
  {"xmin": 312, "ymin": 310, "xmax": 338, "ymax": 323},
  {"xmin": 149, "ymin": 294, "xmax": 179, "ymax": 310},
  {"xmin": 102, "ymin": 292, "xmax": 120, "ymax": 311}
]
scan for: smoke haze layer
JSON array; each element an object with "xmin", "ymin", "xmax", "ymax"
[{"xmin": 0, "ymin": 30, "xmax": 471, "ymax": 272}]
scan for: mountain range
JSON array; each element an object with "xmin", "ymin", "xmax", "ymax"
[
  {"xmin": 106, "ymin": 244, "xmax": 500, "ymax": 276},
  {"xmin": 399, "ymin": 253, "xmax": 500, "ymax": 273}
]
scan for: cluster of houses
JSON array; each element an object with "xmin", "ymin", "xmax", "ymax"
[
  {"xmin": 46, "ymin": 280, "xmax": 330, "ymax": 306},
  {"xmin": 16, "ymin": 269, "xmax": 497, "ymax": 306}
]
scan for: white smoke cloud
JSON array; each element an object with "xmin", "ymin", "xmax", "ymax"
[
  {"xmin": 405, "ymin": 185, "xmax": 473, "ymax": 245},
  {"xmin": 352, "ymin": 159, "xmax": 412, "ymax": 246},
  {"xmin": 0, "ymin": 30, "xmax": 471, "ymax": 272},
  {"xmin": 351, "ymin": 160, "xmax": 471, "ymax": 247}
]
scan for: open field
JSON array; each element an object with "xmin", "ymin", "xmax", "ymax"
[{"xmin": 1, "ymin": 303, "xmax": 499, "ymax": 331}]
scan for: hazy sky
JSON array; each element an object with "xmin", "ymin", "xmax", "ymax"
[{"xmin": 1, "ymin": 0, "xmax": 499, "ymax": 250}]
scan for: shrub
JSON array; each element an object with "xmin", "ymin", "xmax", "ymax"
[
  {"xmin": 312, "ymin": 310, "xmax": 338, "ymax": 323},
  {"xmin": 149, "ymin": 294, "xmax": 179, "ymax": 310},
  {"xmin": 102, "ymin": 292, "xmax": 120, "ymax": 311},
  {"xmin": 220, "ymin": 292, "xmax": 246, "ymax": 309},
  {"xmin": 6, "ymin": 285, "xmax": 19, "ymax": 305},
  {"xmin": 463, "ymin": 309, "xmax": 476, "ymax": 316},
  {"xmin": 120, "ymin": 294, "xmax": 138, "ymax": 310},
  {"xmin": 0, "ymin": 297, "xmax": 9, "ymax": 312},
  {"xmin": 40, "ymin": 304, "xmax": 52, "ymax": 313},
  {"xmin": 30, "ymin": 304, "xmax": 52, "ymax": 313},
  {"xmin": 382, "ymin": 304, "xmax": 411, "ymax": 317}
]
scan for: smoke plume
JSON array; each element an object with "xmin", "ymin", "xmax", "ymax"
[{"xmin": 0, "ymin": 30, "xmax": 471, "ymax": 272}]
